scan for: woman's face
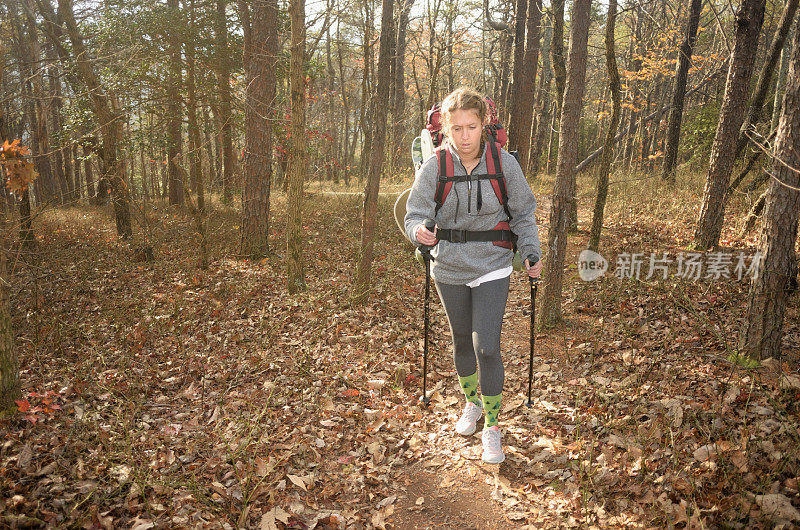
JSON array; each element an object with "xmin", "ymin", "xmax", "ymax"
[{"xmin": 446, "ymin": 108, "xmax": 484, "ymax": 162}]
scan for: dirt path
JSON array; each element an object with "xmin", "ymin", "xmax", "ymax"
[{"xmin": 389, "ymin": 460, "xmax": 511, "ymax": 529}]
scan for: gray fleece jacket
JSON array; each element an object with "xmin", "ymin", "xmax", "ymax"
[{"xmin": 404, "ymin": 142, "xmax": 541, "ymax": 285}]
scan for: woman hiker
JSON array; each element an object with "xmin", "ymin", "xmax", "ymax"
[{"xmin": 404, "ymin": 86, "xmax": 543, "ymax": 464}]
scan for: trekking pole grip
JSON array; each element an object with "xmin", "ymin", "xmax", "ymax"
[
  {"xmin": 420, "ymin": 220, "xmax": 436, "ymax": 259},
  {"xmin": 527, "ymin": 256, "xmax": 541, "ymax": 284},
  {"xmin": 423, "ymin": 220, "xmax": 435, "ymax": 241}
]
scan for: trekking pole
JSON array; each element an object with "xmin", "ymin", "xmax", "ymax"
[
  {"xmin": 420, "ymin": 220, "xmax": 436, "ymax": 408},
  {"xmin": 527, "ymin": 259, "xmax": 540, "ymax": 408}
]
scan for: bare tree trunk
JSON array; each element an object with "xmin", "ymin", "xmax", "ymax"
[
  {"xmin": 647, "ymin": 80, "xmax": 669, "ymax": 171},
  {"xmin": 773, "ymin": 32, "xmax": 793, "ymax": 131},
  {"xmin": 623, "ymin": 10, "xmax": 643, "ymax": 169},
  {"xmin": 0, "ymin": 212, "xmax": 17, "ymax": 414},
  {"xmin": 445, "ymin": 2, "xmax": 454, "ymax": 93},
  {"xmin": 0, "ymin": 44, "xmax": 18, "ymax": 414},
  {"xmin": 508, "ymin": 0, "xmax": 527, "ymax": 148},
  {"xmin": 325, "ymin": 16, "xmax": 338, "ymax": 182},
  {"xmin": 550, "ymin": 0, "xmax": 566, "ymax": 119},
  {"xmin": 336, "ymin": 18, "xmax": 351, "ymax": 186},
  {"xmin": 531, "ymin": 24, "xmax": 552, "ymax": 174},
  {"xmin": 499, "ymin": 23, "xmax": 513, "ymax": 113},
  {"xmin": 216, "ymin": 0, "xmax": 235, "ymax": 203},
  {"xmin": 588, "ymin": 0, "xmax": 621, "ymax": 252},
  {"xmin": 161, "ymin": 148, "xmax": 168, "ymax": 198},
  {"xmin": 58, "ymin": 0, "xmax": 132, "ymax": 238},
  {"xmin": 139, "ymin": 138, "xmax": 148, "ymax": 201},
  {"xmin": 83, "ymin": 147, "xmax": 95, "ymax": 200},
  {"xmin": 739, "ymin": 26, "xmax": 800, "ymax": 360},
  {"xmin": 694, "ymin": 0, "xmax": 766, "ymax": 249},
  {"xmin": 180, "ymin": 0, "xmax": 204, "ymax": 266},
  {"xmin": 509, "ymin": 0, "xmax": 542, "ymax": 169},
  {"xmin": 201, "ymin": 104, "xmax": 217, "ymax": 194},
  {"xmin": 0, "ymin": 43, "xmax": 5, "ymax": 142},
  {"xmin": 239, "ymin": 0, "xmax": 278, "ymax": 259},
  {"xmin": 391, "ymin": 0, "xmax": 414, "ymax": 169},
  {"xmin": 18, "ymin": 0, "xmax": 56, "ymax": 204},
  {"xmin": 351, "ymin": 0, "xmax": 393, "ymax": 304},
  {"xmin": 73, "ymin": 143, "xmax": 81, "ymax": 199},
  {"xmin": 423, "ymin": 0, "xmax": 444, "ymax": 113},
  {"xmin": 46, "ymin": 44, "xmax": 71, "ymax": 203},
  {"xmin": 735, "ymin": 0, "xmax": 800, "ymax": 158},
  {"xmin": 287, "ymin": 0, "xmax": 307, "ymax": 293},
  {"xmin": 167, "ymin": 0, "xmax": 185, "ymax": 206},
  {"xmin": 546, "ymin": 101, "xmax": 556, "ymax": 173},
  {"xmin": 540, "ymin": 0, "xmax": 592, "ymax": 327},
  {"xmin": 741, "ymin": 186, "xmax": 768, "ymax": 235},
  {"xmin": 662, "ymin": 0, "xmax": 702, "ymax": 181},
  {"xmin": 357, "ymin": 0, "xmax": 374, "ymax": 181}
]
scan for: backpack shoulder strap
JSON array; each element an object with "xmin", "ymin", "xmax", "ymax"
[
  {"xmin": 485, "ymin": 141, "xmax": 512, "ymax": 221},
  {"xmin": 433, "ymin": 145, "xmax": 454, "ymax": 216}
]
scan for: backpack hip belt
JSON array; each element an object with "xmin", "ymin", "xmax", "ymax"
[{"xmin": 436, "ymin": 228, "xmax": 517, "ymax": 244}]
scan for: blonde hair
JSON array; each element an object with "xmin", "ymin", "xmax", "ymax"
[{"xmin": 441, "ymin": 87, "xmax": 488, "ymax": 138}]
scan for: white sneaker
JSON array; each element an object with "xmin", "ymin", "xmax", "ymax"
[
  {"xmin": 481, "ymin": 426, "xmax": 505, "ymax": 464},
  {"xmin": 455, "ymin": 401, "xmax": 483, "ymax": 436}
]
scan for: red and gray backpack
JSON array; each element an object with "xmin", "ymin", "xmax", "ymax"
[{"xmin": 418, "ymin": 96, "xmax": 517, "ymax": 249}]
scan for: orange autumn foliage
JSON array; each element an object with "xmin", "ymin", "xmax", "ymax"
[{"xmin": 0, "ymin": 139, "xmax": 38, "ymax": 193}]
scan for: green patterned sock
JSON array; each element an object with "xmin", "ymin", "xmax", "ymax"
[
  {"xmin": 458, "ymin": 372, "xmax": 482, "ymax": 407},
  {"xmin": 482, "ymin": 393, "xmax": 502, "ymax": 428}
]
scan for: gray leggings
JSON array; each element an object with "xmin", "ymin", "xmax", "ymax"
[{"xmin": 434, "ymin": 276, "xmax": 509, "ymax": 396}]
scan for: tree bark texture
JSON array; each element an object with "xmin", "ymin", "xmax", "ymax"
[
  {"xmin": 694, "ymin": 0, "xmax": 766, "ymax": 250},
  {"xmin": 351, "ymin": 0, "xmax": 393, "ymax": 304},
  {"xmin": 0, "ymin": 225, "xmax": 18, "ymax": 413},
  {"xmin": 773, "ymin": 33, "xmax": 793, "ymax": 131},
  {"xmin": 508, "ymin": 0, "xmax": 527, "ymax": 144},
  {"xmin": 287, "ymin": 0, "xmax": 307, "ymax": 293},
  {"xmin": 391, "ymin": 0, "xmax": 414, "ymax": 169},
  {"xmin": 531, "ymin": 24, "xmax": 552, "ymax": 174},
  {"xmin": 167, "ymin": 0, "xmax": 184, "ymax": 206},
  {"xmin": 240, "ymin": 0, "xmax": 278, "ymax": 259},
  {"xmin": 662, "ymin": 0, "xmax": 702, "ymax": 181},
  {"xmin": 550, "ymin": 0, "xmax": 566, "ymax": 118},
  {"xmin": 735, "ymin": 0, "xmax": 800, "ymax": 158},
  {"xmin": 23, "ymin": 0, "xmax": 59, "ymax": 204},
  {"xmin": 588, "ymin": 0, "xmax": 621, "ymax": 252},
  {"xmin": 540, "ymin": 0, "xmax": 592, "ymax": 327},
  {"xmin": 216, "ymin": 0, "xmax": 235, "ymax": 203},
  {"xmin": 740, "ymin": 26, "xmax": 800, "ymax": 359},
  {"xmin": 509, "ymin": 0, "xmax": 542, "ymax": 169},
  {"xmin": 0, "ymin": 43, "xmax": 18, "ymax": 414},
  {"xmin": 185, "ymin": 0, "xmax": 203, "ymax": 213}
]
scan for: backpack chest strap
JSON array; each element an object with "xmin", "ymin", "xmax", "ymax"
[
  {"xmin": 434, "ymin": 142, "xmax": 509, "ymax": 218},
  {"xmin": 438, "ymin": 173, "xmax": 505, "ymax": 183}
]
